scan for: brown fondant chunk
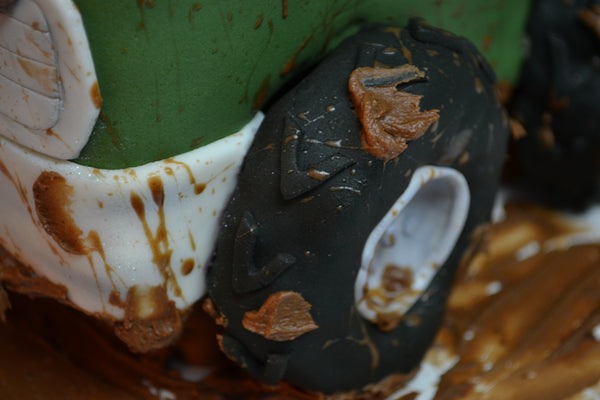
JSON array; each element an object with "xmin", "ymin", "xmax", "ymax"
[
  {"xmin": 114, "ymin": 285, "xmax": 184, "ymax": 353},
  {"xmin": 349, "ymin": 65, "xmax": 439, "ymax": 160},
  {"xmin": 242, "ymin": 291, "xmax": 318, "ymax": 341}
]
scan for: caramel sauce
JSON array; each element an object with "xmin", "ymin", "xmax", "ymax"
[
  {"xmin": 3, "ymin": 167, "xmax": 66, "ymax": 264},
  {"xmin": 306, "ymin": 168, "xmax": 330, "ymax": 181},
  {"xmin": 188, "ymin": 229, "xmax": 196, "ymax": 251},
  {"xmin": 16, "ymin": 56, "xmax": 58, "ymax": 93},
  {"xmin": 90, "ymin": 80, "xmax": 103, "ymax": 109},
  {"xmin": 281, "ymin": 34, "xmax": 313, "ymax": 77},
  {"xmin": 164, "ymin": 158, "xmax": 206, "ymax": 195},
  {"xmin": 0, "ymin": 159, "xmax": 15, "ymax": 186},
  {"xmin": 33, "ymin": 172, "xmax": 86, "ymax": 255},
  {"xmin": 130, "ymin": 175, "xmax": 182, "ymax": 299},
  {"xmin": 381, "ymin": 264, "xmax": 414, "ymax": 295},
  {"xmin": 282, "ymin": 0, "xmax": 288, "ymax": 18},
  {"xmin": 252, "ymin": 74, "xmax": 270, "ymax": 111},
  {"xmin": 32, "ymin": 172, "xmax": 122, "ymax": 311},
  {"xmin": 181, "ymin": 258, "xmax": 194, "ymax": 276}
]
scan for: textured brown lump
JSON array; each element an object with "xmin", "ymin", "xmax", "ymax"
[
  {"xmin": 242, "ymin": 291, "xmax": 318, "ymax": 341},
  {"xmin": 349, "ymin": 65, "xmax": 439, "ymax": 160}
]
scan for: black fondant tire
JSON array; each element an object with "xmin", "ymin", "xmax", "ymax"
[{"xmin": 207, "ymin": 20, "xmax": 508, "ymax": 394}]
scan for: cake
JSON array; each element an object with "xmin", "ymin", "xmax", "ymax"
[
  {"xmin": 0, "ymin": 0, "xmax": 529, "ymax": 351},
  {"xmin": 2, "ymin": 0, "xmax": 600, "ymax": 398}
]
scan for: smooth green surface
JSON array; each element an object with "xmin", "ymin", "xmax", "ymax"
[{"xmin": 73, "ymin": 0, "xmax": 531, "ymax": 169}]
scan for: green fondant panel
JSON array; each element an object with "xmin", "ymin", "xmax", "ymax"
[{"xmin": 73, "ymin": 0, "xmax": 531, "ymax": 169}]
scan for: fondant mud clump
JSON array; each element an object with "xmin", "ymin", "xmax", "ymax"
[{"xmin": 207, "ymin": 20, "xmax": 509, "ymax": 395}]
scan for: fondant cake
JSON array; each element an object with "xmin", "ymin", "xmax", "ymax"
[
  {"xmin": 0, "ymin": 0, "xmax": 530, "ymax": 352},
  {"xmin": 2, "ymin": 0, "xmax": 600, "ymax": 398}
]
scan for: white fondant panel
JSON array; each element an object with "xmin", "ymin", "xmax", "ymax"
[
  {"xmin": 3, "ymin": 0, "xmax": 48, "ymax": 31},
  {"xmin": 0, "ymin": 0, "xmax": 100, "ymax": 159},
  {"xmin": 0, "ymin": 73, "xmax": 60, "ymax": 129},
  {"xmin": 0, "ymin": 112, "xmax": 264, "ymax": 319},
  {"xmin": 0, "ymin": 46, "xmax": 59, "ymax": 96},
  {"xmin": 0, "ymin": 13, "xmax": 53, "ymax": 63}
]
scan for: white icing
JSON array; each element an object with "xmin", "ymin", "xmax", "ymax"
[
  {"xmin": 387, "ymin": 349, "xmax": 458, "ymax": 400},
  {"xmin": 592, "ymin": 324, "xmax": 600, "ymax": 342},
  {"xmin": 0, "ymin": 0, "xmax": 99, "ymax": 159},
  {"xmin": 355, "ymin": 166, "xmax": 470, "ymax": 323},
  {"xmin": 515, "ymin": 240, "xmax": 541, "ymax": 261},
  {"xmin": 0, "ymin": 112, "xmax": 263, "ymax": 318},
  {"xmin": 485, "ymin": 280, "xmax": 503, "ymax": 296}
]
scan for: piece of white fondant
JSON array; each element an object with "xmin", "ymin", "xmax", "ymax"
[
  {"xmin": 0, "ymin": 112, "xmax": 263, "ymax": 319},
  {"xmin": 0, "ymin": 0, "xmax": 99, "ymax": 159},
  {"xmin": 355, "ymin": 166, "xmax": 470, "ymax": 323}
]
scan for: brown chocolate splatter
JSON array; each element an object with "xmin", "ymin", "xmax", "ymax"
[
  {"xmin": 242, "ymin": 291, "xmax": 318, "ymax": 341},
  {"xmin": 0, "ymin": 158, "xmax": 13, "ymax": 185},
  {"xmin": 282, "ymin": 0, "xmax": 288, "ymax": 18},
  {"xmin": 33, "ymin": 171, "xmax": 86, "ymax": 255},
  {"xmin": 382, "ymin": 265, "xmax": 414, "ymax": 295},
  {"xmin": 254, "ymin": 13, "xmax": 263, "ymax": 29},
  {"xmin": 90, "ymin": 81, "xmax": 103, "ymax": 109},
  {"xmin": 252, "ymin": 74, "xmax": 271, "ymax": 111},
  {"xmin": 349, "ymin": 65, "xmax": 440, "ymax": 160},
  {"xmin": 33, "ymin": 172, "xmax": 120, "ymax": 307},
  {"xmin": 281, "ymin": 34, "xmax": 313, "ymax": 77},
  {"xmin": 16, "ymin": 57, "xmax": 58, "ymax": 94},
  {"xmin": 114, "ymin": 285, "xmax": 183, "ymax": 353},
  {"xmin": 130, "ymin": 175, "xmax": 182, "ymax": 298},
  {"xmin": 181, "ymin": 258, "xmax": 194, "ymax": 276},
  {"xmin": 164, "ymin": 158, "xmax": 206, "ymax": 195},
  {"xmin": 306, "ymin": 168, "xmax": 330, "ymax": 181}
]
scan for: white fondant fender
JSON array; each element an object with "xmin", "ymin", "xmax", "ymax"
[
  {"xmin": 0, "ymin": 112, "xmax": 263, "ymax": 318},
  {"xmin": 0, "ymin": 0, "xmax": 100, "ymax": 159},
  {"xmin": 355, "ymin": 166, "xmax": 470, "ymax": 323}
]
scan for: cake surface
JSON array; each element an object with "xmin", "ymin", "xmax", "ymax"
[{"xmin": 3, "ymin": 0, "xmax": 600, "ymax": 398}]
